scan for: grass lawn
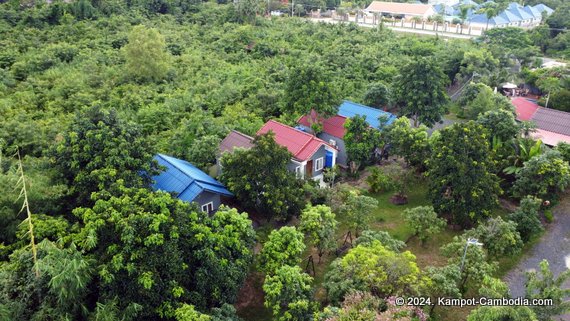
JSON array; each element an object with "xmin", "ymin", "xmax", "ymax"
[{"xmin": 237, "ymin": 167, "xmax": 535, "ymax": 321}]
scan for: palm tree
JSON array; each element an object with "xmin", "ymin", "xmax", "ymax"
[{"xmin": 458, "ymin": 5, "xmax": 471, "ymax": 34}]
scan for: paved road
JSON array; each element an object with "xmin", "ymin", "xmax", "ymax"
[
  {"xmin": 309, "ymin": 18, "xmax": 476, "ymax": 39},
  {"xmin": 504, "ymin": 196, "xmax": 570, "ymax": 320}
]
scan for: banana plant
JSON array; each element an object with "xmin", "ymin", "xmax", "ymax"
[{"xmin": 504, "ymin": 138, "xmax": 544, "ymax": 175}]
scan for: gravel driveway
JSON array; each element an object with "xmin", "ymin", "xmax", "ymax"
[{"xmin": 504, "ymin": 195, "xmax": 570, "ymax": 320}]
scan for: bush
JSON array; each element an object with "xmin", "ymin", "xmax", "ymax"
[
  {"xmin": 508, "ymin": 196, "xmax": 544, "ymax": 242},
  {"xmin": 544, "ymin": 210, "xmax": 554, "ymax": 223},
  {"xmin": 366, "ymin": 167, "xmax": 393, "ymax": 193},
  {"xmin": 513, "ymin": 150, "xmax": 570, "ymax": 201}
]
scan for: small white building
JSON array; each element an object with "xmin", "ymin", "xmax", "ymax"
[{"xmin": 364, "ymin": 1, "xmax": 436, "ymax": 20}]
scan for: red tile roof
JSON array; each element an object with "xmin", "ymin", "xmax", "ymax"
[
  {"xmin": 219, "ymin": 130, "xmax": 254, "ymax": 154},
  {"xmin": 512, "ymin": 97, "xmax": 539, "ymax": 121},
  {"xmin": 297, "ymin": 111, "xmax": 348, "ymax": 139},
  {"xmin": 257, "ymin": 120, "xmax": 331, "ymax": 161}
]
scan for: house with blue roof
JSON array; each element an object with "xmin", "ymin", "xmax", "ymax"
[
  {"xmin": 431, "ymin": 0, "xmax": 553, "ymax": 29},
  {"xmin": 297, "ymin": 100, "xmax": 397, "ymax": 166},
  {"xmin": 152, "ymin": 154, "xmax": 233, "ymax": 213}
]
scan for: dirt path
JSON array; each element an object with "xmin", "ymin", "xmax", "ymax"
[{"xmin": 504, "ymin": 194, "xmax": 570, "ymax": 320}]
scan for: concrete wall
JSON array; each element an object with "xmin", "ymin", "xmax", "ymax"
[
  {"xmin": 193, "ymin": 191, "xmax": 222, "ymax": 213},
  {"xmin": 318, "ymin": 132, "xmax": 346, "ymax": 166}
]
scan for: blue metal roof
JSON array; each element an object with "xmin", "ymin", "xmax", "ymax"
[
  {"xmin": 152, "ymin": 154, "xmax": 232, "ymax": 202},
  {"xmin": 523, "ymin": 5, "xmax": 542, "ymax": 19},
  {"xmin": 338, "ymin": 100, "xmax": 397, "ymax": 130},
  {"xmin": 533, "ymin": 4, "xmax": 553, "ymax": 15}
]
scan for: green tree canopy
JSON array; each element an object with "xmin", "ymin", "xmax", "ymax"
[
  {"xmin": 508, "ymin": 195, "xmax": 544, "ymax": 242},
  {"xmin": 51, "ymin": 106, "xmax": 158, "ymax": 208},
  {"xmin": 476, "ymin": 109, "xmax": 519, "ymax": 142},
  {"xmin": 385, "ymin": 116, "xmax": 430, "ymax": 169},
  {"xmin": 395, "ymin": 57, "xmax": 449, "ymax": 127},
  {"xmin": 259, "ymin": 226, "xmax": 306, "ymax": 275},
  {"xmin": 513, "ymin": 150, "xmax": 570, "ymax": 201},
  {"xmin": 467, "ymin": 217, "xmax": 523, "ymax": 258},
  {"xmin": 220, "ymin": 132, "xmax": 305, "ymax": 221},
  {"xmin": 343, "ymin": 115, "xmax": 381, "ymax": 168},
  {"xmin": 124, "ymin": 25, "xmax": 171, "ymax": 82},
  {"xmin": 73, "ymin": 186, "xmax": 255, "ymax": 317},
  {"xmin": 428, "ymin": 122, "xmax": 501, "ymax": 227},
  {"xmin": 404, "ymin": 206, "xmax": 447, "ymax": 245},
  {"xmin": 324, "ymin": 241, "xmax": 428, "ymax": 304},
  {"xmin": 285, "ymin": 63, "xmax": 340, "ymax": 119},
  {"xmin": 299, "ymin": 204, "xmax": 338, "ymax": 263},
  {"xmin": 263, "ymin": 265, "xmax": 315, "ymax": 321}
]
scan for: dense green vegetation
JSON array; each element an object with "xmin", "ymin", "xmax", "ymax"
[{"xmin": 1, "ymin": 0, "xmax": 570, "ymax": 320}]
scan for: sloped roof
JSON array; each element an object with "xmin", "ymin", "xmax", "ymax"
[
  {"xmin": 522, "ymin": 5, "xmax": 543, "ymax": 19},
  {"xmin": 338, "ymin": 100, "xmax": 397, "ymax": 129},
  {"xmin": 532, "ymin": 108, "xmax": 570, "ymax": 136},
  {"xmin": 533, "ymin": 4, "xmax": 553, "ymax": 15},
  {"xmin": 531, "ymin": 129, "xmax": 570, "ymax": 146},
  {"xmin": 512, "ymin": 97, "xmax": 539, "ymax": 121},
  {"xmin": 219, "ymin": 130, "xmax": 254, "ymax": 154},
  {"xmin": 365, "ymin": 1, "xmax": 434, "ymax": 15},
  {"xmin": 298, "ymin": 110, "xmax": 348, "ymax": 138},
  {"xmin": 257, "ymin": 120, "xmax": 331, "ymax": 161},
  {"xmin": 507, "ymin": 4, "xmax": 534, "ymax": 20},
  {"xmin": 152, "ymin": 154, "xmax": 232, "ymax": 202}
]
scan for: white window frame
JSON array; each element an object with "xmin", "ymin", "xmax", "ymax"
[
  {"xmin": 314, "ymin": 157, "xmax": 324, "ymax": 171},
  {"xmin": 201, "ymin": 202, "xmax": 214, "ymax": 213}
]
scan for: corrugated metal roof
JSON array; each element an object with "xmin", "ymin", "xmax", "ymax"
[
  {"xmin": 531, "ymin": 129, "xmax": 570, "ymax": 146},
  {"xmin": 533, "ymin": 4, "xmax": 554, "ymax": 15},
  {"xmin": 152, "ymin": 154, "xmax": 232, "ymax": 202},
  {"xmin": 298, "ymin": 111, "xmax": 348, "ymax": 138},
  {"xmin": 531, "ymin": 108, "xmax": 570, "ymax": 137},
  {"xmin": 338, "ymin": 100, "xmax": 397, "ymax": 129},
  {"xmin": 257, "ymin": 120, "xmax": 331, "ymax": 161},
  {"xmin": 219, "ymin": 130, "xmax": 254, "ymax": 154}
]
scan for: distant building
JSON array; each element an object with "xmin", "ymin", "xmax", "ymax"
[
  {"xmin": 152, "ymin": 154, "xmax": 233, "ymax": 214},
  {"xmin": 297, "ymin": 100, "xmax": 397, "ymax": 166},
  {"xmin": 512, "ymin": 98, "xmax": 570, "ymax": 146},
  {"xmin": 364, "ymin": 1, "xmax": 436, "ymax": 20}
]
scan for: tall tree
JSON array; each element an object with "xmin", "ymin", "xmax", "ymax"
[
  {"xmin": 476, "ymin": 109, "xmax": 519, "ymax": 142},
  {"xmin": 323, "ymin": 241, "xmax": 427, "ymax": 304},
  {"xmin": 263, "ymin": 265, "xmax": 315, "ymax": 321},
  {"xmin": 508, "ymin": 196, "xmax": 544, "ymax": 242},
  {"xmin": 337, "ymin": 190, "xmax": 378, "ymax": 237},
  {"xmin": 395, "ymin": 57, "xmax": 449, "ymax": 127},
  {"xmin": 525, "ymin": 260, "xmax": 570, "ymax": 320},
  {"xmin": 441, "ymin": 236, "xmax": 497, "ymax": 293},
  {"xmin": 513, "ymin": 150, "xmax": 570, "ymax": 201},
  {"xmin": 299, "ymin": 204, "xmax": 338, "ymax": 263},
  {"xmin": 404, "ymin": 206, "xmax": 446, "ymax": 246},
  {"xmin": 467, "ymin": 217, "xmax": 523, "ymax": 258},
  {"xmin": 73, "ymin": 186, "xmax": 255, "ymax": 317},
  {"xmin": 124, "ymin": 25, "xmax": 171, "ymax": 82},
  {"xmin": 428, "ymin": 122, "xmax": 501, "ymax": 227},
  {"xmin": 220, "ymin": 132, "xmax": 305, "ymax": 221},
  {"xmin": 385, "ymin": 116, "xmax": 430, "ymax": 169},
  {"xmin": 259, "ymin": 227, "xmax": 306, "ymax": 275},
  {"xmin": 343, "ymin": 115, "xmax": 381, "ymax": 169},
  {"xmin": 285, "ymin": 63, "xmax": 340, "ymax": 122},
  {"xmin": 52, "ymin": 106, "xmax": 158, "ymax": 208},
  {"xmin": 362, "ymin": 82, "xmax": 392, "ymax": 109}
]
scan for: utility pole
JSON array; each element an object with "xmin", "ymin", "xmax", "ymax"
[{"xmin": 460, "ymin": 238, "xmax": 483, "ymax": 272}]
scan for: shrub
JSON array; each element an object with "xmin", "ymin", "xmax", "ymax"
[{"xmin": 366, "ymin": 167, "xmax": 393, "ymax": 193}]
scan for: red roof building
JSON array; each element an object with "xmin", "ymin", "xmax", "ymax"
[
  {"xmin": 297, "ymin": 111, "xmax": 348, "ymax": 139},
  {"xmin": 512, "ymin": 97, "xmax": 570, "ymax": 146},
  {"xmin": 512, "ymin": 97, "xmax": 539, "ymax": 121},
  {"xmin": 257, "ymin": 120, "xmax": 333, "ymax": 161}
]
